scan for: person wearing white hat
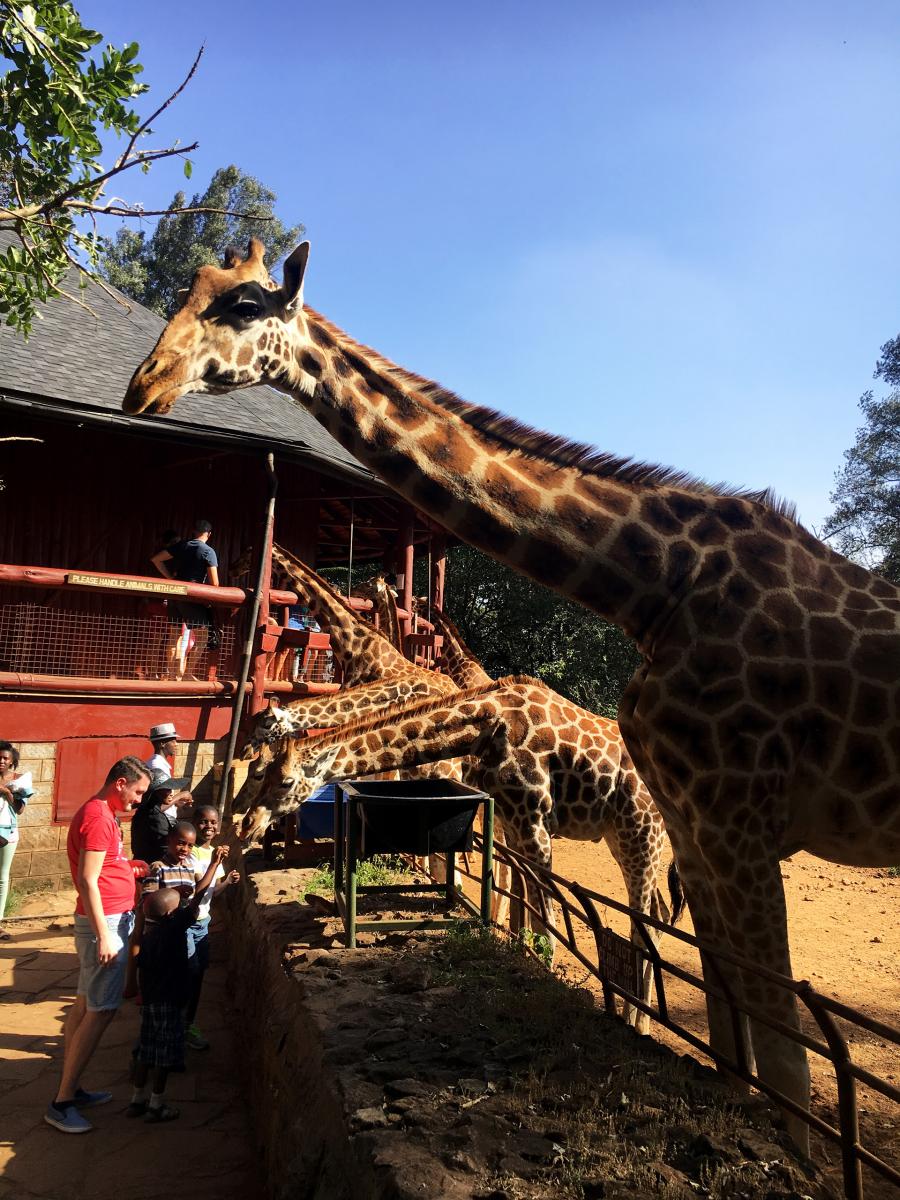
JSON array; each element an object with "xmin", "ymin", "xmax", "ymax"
[{"xmin": 146, "ymin": 724, "xmax": 178, "ymax": 781}]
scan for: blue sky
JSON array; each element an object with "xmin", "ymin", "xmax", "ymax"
[{"xmin": 81, "ymin": 0, "xmax": 900, "ymax": 531}]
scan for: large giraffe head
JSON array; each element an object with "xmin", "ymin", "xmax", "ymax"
[{"xmin": 123, "ymin": 239, "xmax": 311, "ymax": 415}]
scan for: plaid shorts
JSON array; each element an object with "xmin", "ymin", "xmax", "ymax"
[{"xmin": 137, "ymin": 1001, "xmax": 185, "ymax": 1069}]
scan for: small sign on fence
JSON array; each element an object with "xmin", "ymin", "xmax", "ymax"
[
  {"xmin": 67, "ymin": 572, "xmax": 188, "ymax": 597},
  {"xmin": 598, "ymin": 925, "xmax": 645, "ymax": 997}
]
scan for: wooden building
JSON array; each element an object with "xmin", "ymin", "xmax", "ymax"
[{"xmin": 0, "ymin": 242, "xmax": 448, "ymax": 891}]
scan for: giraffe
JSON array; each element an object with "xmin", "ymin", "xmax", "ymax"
[
  {"xmin": 352, "ymin": 574, "xmax": 404, "ymax": 652},
  {"xmin": 429, "ymin": 606, "xmax": 494, "ymax": 689},
  {"xmin": 122, "ymin": 239, "xmax": 900, "ymax": 1148},
  {"xmin": 236, "ymin": 544, "xmax": 458, "ymax": 753},
  {"xmin": 243, "ymin": 675, "xmax": 683, "ymax": 1033}
]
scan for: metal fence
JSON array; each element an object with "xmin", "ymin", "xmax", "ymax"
[{"xmin": 455, "ymin": 835, "xmax": 899, "ymax": 1200}]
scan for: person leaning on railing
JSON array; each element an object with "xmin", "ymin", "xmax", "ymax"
[
  {"xmin": 0, "ymin": 740, "xmax": 34, "ymax": 939},
  {"xmin": 150, "ymin": 518, "xmax": 221, "ymax": 679}
]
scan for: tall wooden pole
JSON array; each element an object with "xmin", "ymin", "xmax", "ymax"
[{"xmin": 216, "ymin": 453, "xmax": 277, "ymax": 820}]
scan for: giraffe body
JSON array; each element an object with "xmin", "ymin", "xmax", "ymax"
[
  {"xmin": 123, "ymin": 239, "xmax": 900, "ymax": 1148},
  {"xmin": 247, "ymin": 675, "xmax": 682, "ymax": 1032}
]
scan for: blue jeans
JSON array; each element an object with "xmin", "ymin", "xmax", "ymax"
[
  {"xmin": 186, "ymin": 916, "xmax": 210, "ymax": 1025},
  {"xmin": 74, "ymin": 911, "xmax": 135, "ymax": 1011}
]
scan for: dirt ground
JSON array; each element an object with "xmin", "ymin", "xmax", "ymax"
[
  {"xmin": 546, "ymin": 838, "xmax": 899, "ymax": 1200},
  {"xmin": 0, "ymin": 892, "xmax": 263, "ymax": 1200}
]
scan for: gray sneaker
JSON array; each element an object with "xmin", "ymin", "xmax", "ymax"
[{"xmin": 44, "ymin": 1102, "xmax": 92, "ymax": 1134}]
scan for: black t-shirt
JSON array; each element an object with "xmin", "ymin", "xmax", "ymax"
[
  {"xmin": 138, "ymin": 905, "xmax": 195, "ymax": 1005},
  {"xmin": 170, "ymin": 539, "xmax": 217, "ymax": 584},
  {"xmin": 130, "ymin": 802, "xmax": 173, "ymax": 865}
]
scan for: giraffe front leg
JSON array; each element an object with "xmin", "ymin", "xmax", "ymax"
[
  {"xmin": 605, "ymin": 815, "xmax": 666, "ymax": 1036},
  {"xmin": 673, "ymin": 818, "xmax": 810, "ymax": 1155},
  {"xmin": 503, "ymin": 815, "xmax": 557, "ymax": 961}
]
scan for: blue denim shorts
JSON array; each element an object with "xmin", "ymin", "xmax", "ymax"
[{"xmin": 74, "ymin": 911, "xmax": 135, "ymax": 1012}]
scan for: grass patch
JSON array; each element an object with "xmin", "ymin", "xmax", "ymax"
[
  {"xmin": 4, "ymin": 883, "xmax": 25, "ymax": 917},
  {"xmin": 888, "ymin": 864, "xmax": 900, "ymax": 878},
  {"xmin": 300, "ymin": 853, "xmax": 412, "ymax": 901}
]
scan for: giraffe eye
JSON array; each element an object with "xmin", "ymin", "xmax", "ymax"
[{"xmin": 231, "ymin": 300, "xmax": 261, "ymax": 320}]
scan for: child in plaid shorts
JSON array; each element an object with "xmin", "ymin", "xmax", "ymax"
[{"xmin": 127, "ymin": 844, "xmax": 227, "ymax": 1123}]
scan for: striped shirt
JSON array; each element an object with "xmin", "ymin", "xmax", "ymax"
[{"xmin": 141, "ymin": 860, "xmax": 196, "ymax": 896}]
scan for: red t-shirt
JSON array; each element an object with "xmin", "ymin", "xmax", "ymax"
[{"xmin": 67, "ymin": 797, "xmax": 135, "ymax": 916}]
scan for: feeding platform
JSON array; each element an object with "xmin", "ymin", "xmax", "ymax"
[{"xmin": 334, "ymin": 779, "xmax": 495, "ymax": 948}]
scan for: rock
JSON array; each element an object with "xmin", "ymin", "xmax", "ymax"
[
  {"xmin": 687, "ymin": 1131, "xmax": 739, "ymax": 1165},
  {"xmin": 383, "ymin": 1077, "xmax": 435, "ymax": 1099},
  {"xmin": 351, "ymin": 1105, "xmax": 388, "ymax": 1129},
  {"xmin": 508, "ymin": 1132, "xmax": 559, "ymax": 1162},
  {"xmin": 365, "ymin": 1029, "xmax": 408, "ymax": 1051},
  {"xmin": 390, "ymin": 961, "xmax": 433, "ymax": 992},
  {"xmin": 456, "ymin": 1077, "xmax": 488, "ymax": 1097},
  {"xmin": 441, "ymin": 1149, "xmax": 479, "ymax": 1173},
  {"xmin": 305, "ymin": 892, "xmax": 337, "ymax": 915},
  {"xmin": 736, "ymin": 1127, "xmax": 786, "ymax": 1162},
  {"xmin": 291, "ymin": 948, "xmax": 340, "ymax": 971}
]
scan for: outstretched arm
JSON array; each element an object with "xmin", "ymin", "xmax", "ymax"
[{"xmin": 151, "ymin": 549, "xmax": 174, "ymax": 579}]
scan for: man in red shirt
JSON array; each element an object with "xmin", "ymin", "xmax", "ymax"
[{"xmin": 45, "ymin": 756, "xmax": 150, "ymax": 1135}]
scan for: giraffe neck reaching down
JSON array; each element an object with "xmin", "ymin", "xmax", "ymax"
[{"xmin": 270, "ymin": 545, "xmax": 412, "ymax": 687}]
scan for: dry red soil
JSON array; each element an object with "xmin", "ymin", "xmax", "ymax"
[{"xmin": 547, "ymin": 838, "xmax": 899, "ymax": 1200}]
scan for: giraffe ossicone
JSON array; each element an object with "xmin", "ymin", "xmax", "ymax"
[{"xmin": 124, "ymin": 238, "xmax": 900, "ymax": 1153}]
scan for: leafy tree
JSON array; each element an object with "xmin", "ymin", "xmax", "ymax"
[
  {"xmin": 824, "ymin": 338, "xmax": 900, "ymax": 582},
  {"xmin": 98, "ymin": 165, "xmax": 303, "ymax": 315},
  {"xmin": 441, "ymin": 544, "xmax": 640, "ymax": 717},
  {"xmin": 0, "ymin": 2, "xmax": 253, "ymax": 335}
]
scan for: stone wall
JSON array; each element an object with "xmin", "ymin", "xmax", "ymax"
[{"xmin": 9, "ymin": 737, "xmax": 224, "ymax": 894}]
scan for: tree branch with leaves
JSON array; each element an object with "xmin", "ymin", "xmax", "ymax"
[{"xmin": 0, "ymin": 1, "xmax": 270, "ymax": 334}]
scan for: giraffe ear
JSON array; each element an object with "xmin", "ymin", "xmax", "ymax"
[
  {"xmin": 282, "ymin": 242, "xmax": 310, "ymax": 312},
  {"xmin": 223, "ymin": 246, "xmax": 242, "ymax": 269}
]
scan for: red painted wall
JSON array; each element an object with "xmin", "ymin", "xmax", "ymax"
[
  {"xmin": 55, "ymin": 736, "xmax": 148, "ymax": 823},
  {"xmin": 1, "ymin": 695, "xmax": 234, "ymax": 742}
]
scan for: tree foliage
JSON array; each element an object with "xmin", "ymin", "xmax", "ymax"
[
  {"xmin": 442, "ymin": 544, "xmax": 640, "ymax": 717},
  {"xmin": 0, "ymin": 1, "xmax": 247, "ymax": 336},
  {"xmin": 97, "ymin": 165, "xmax": 303, "ymax": 316},
  {"xmin": 824, "ymin": 337, "xmax": 900, "ymax": 582}
]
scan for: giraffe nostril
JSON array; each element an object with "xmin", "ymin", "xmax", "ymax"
[{"xmin": 146, "ymin": 359, "xmax": 158, "ymax": 375}]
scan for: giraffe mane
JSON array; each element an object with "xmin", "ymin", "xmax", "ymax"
[
  {"xmin": 307, "ymin": 309, "xmax": 799, "ymax": 524},
  {"xmin": 271, "ymin": 543, "xmax": 395, "ymax": 646},
  {"xmin": 290, "ymin": 674, "xmax": 543, "ymax": 752},
  {"xmin": 432, "ymin": 607, "xmax": 482, "ymax": 664}
]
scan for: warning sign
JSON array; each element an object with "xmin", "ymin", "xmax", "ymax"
[{"xmin": 68, "ymin": 572, "xmax": 187, "ymax": 597}]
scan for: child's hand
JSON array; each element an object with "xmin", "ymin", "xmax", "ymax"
[
  {"xmin": 225, "ymin": 869, "xmax": 240, "ymax": 886},
  {"xmin": 213, "ymin": 844, "xmax": 229, "ymax": 865}
]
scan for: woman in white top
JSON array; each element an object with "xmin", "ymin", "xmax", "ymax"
[{"xmin": 0, "ymin": 741, "xmax": 33, "ymax": 938}]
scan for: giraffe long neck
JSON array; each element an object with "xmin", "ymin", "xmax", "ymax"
[
  {"xmin": 432, "ymin": 610, "xmax": 494, "ymax": 688},
  {"xmin": 271, "ymin": 545, "xmax": 410, "ymax": 683},
  {"xmin": 372, "ymin": 582, "xmax": 403, "ymax": 651},
  {"xmin": 305, "ymin": 683, "xmax": 506, "ymax": 779},
  {"xmin": 280, "ymin": 310, "xmax": 720, "ymax": 650}
]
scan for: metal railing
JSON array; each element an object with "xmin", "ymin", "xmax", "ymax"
[{"xmin": 455, "ymin": 835, "xmax": 899, "ymax": 1200}]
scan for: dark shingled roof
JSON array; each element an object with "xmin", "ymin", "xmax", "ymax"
[{"xmin": 0, "ymin": 230, "xmax": 376, "ymax": 486}]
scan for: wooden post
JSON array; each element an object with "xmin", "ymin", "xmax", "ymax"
[
  {"xmin": 249, "ymin": 522, "xmax": 274, "ymax": 716},
  {"xmin": 431, "ymin": 533, "xmax": 447, "ymax": 611},
  {"xmin": 394, "ymin": 509, "xmax": 415, "ymax": 652}
]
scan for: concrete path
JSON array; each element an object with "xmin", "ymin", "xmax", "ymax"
[{"xmin": 0, "ymin": 895, "xmax": 264, "ymax": 1200}]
